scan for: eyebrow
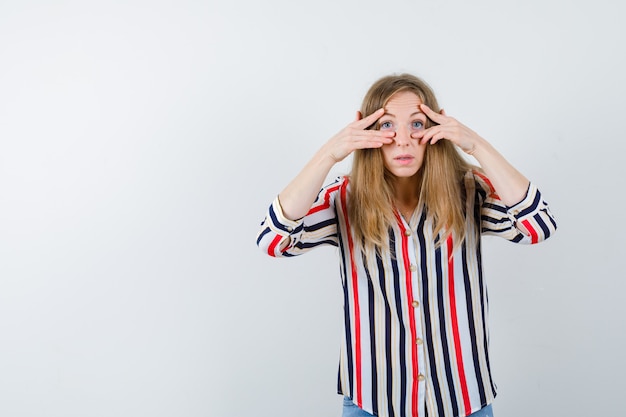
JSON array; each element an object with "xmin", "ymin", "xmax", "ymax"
[{"xmin": 382, "ymin": 111, "xmax": 425, "ymax": 118}]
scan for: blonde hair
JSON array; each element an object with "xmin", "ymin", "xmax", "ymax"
[{"xmin": 349, "ymin": 74, "xmax": 473, "ymax": 251}]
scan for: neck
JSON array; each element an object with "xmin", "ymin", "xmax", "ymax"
[{"xmin": 392, "ymin": 175, "xmax": 421, "ymax": 217}]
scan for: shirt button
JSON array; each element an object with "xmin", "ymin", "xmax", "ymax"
[
  {"xmin": 415, "ymin": 338, "xmax": 423, "ymax": 345},
  {"xmin": 512, "ymin": 210, "xmax": 519, "ymax": 216},
  {"xmin": 287, "ymin": 226, "xmax": 293, "ymax": 232},
  {"xmin": 409, "ymin": 264, "xmax": 417, "ymax": 272},
  {"xmin": 412, "ymin": 300, "xmax": 420, "ymax": 308},
  {"xmin": 404, "ymin": 230, "xmax": 412, "ymax": 236},
  {"xmin": 418, "ymin": 374, "xmax": 425, "ymax": 381}
]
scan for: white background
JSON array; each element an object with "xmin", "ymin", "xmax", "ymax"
[{"xmin": 1, "ymin": 0, "xmax": 624, "ymax": 416}]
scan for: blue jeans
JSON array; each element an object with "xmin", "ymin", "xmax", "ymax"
[{"xmin": 342, "ymin": 397, "xmax": 494, "ymax": 417}]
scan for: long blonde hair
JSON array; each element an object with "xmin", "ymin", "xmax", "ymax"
[{"xmin": 349, "ymin": 74, "xmax": 473, "ymax": 251}]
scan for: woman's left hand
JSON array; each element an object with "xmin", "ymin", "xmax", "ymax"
[
  {"xmin": 412, "ymin": 103, "xmax": 530, "ymax": 206},
  {"xmin": 410, "ymin": 104, "xmax": 482, "ymax": 155}
]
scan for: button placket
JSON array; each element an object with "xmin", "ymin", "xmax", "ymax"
[{"xmin": 406, "ymin": 229, "xmax": 427, "ymax": 388}]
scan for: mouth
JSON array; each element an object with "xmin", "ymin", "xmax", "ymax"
[{"xmin": 394, "ymin": 154, "xmax": 414, "ymax": 162}]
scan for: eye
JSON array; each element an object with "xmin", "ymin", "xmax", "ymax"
[
  {"xmin": 411, "ymin": 120, "xmax": 424, "ymax": 130},
  {"xmin": 380, "ymin": 121, "xmax": 393, "ymax": 130}
]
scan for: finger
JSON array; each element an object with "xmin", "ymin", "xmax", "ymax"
[
  {"xmin": 418, "ymin": 126, "xmax": 439, "ymax": 144},
  {"xmin": 355, "ymin": 111, "xmax": 362, "ymax": 121},
  {"xmin": 429, "ymin": 131, "xmax": 449, "ymax": 145},
  {"xmin": 354, "ymin": 129, "xmax": 395, "ymax": 142},
  {"xmin": 353, "ymin": 108, "xmax": 385, "ymax": 129},
  {"xmin": 440, "ymin": 108, "xmax": 447, "ymax": 116},
  {"xmin": 350, "ymin": 127, "xmax": 395, "ymax": 140},
  {"xmin": 420, "ymin": 104, "xmax": 446, "ymax": 124},
  {"xmin": 346, "ymin": 134, "xmax": 390, "ymax": 149},
  {"xmin": 341, "ymin": 132, "xmax": 394, "ymax": 151},
  {"xmin": 422, "ymin": 129, "xmax": 449, "ymax": 145},
  {"xmin": 354, "ymin": 139, "xmax": 391, "ymax": 149},
  {"xmin": 410, "ymin": 128, "xmax": 428, "ymax": 141},
  {"xmin": 363, "ymin": 129, "xmax": 395, "ymax": 138},
  {"xmin": 358, "ymin": 134, "xmax": 395, "ymax": 146}
]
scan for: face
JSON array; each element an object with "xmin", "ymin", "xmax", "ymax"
[{"xmin": 378, "ymin": 90, "xmax": 428, "ymax": 179}]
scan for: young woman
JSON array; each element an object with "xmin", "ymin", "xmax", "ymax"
[{"xmin": 256, "ymin": 74, "xmax": 556, "ymax": 417}]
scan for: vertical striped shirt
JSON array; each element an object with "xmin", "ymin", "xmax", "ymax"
[{"xmin": 256, "ymin": 171, "xmax": 557, "ymax": 417}]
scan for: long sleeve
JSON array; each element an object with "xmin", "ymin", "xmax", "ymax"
[
  {"xmin": 473, "ymin": 171, "xmax": 557, "ymax": 244},
  {"xmin": 256, "ymin": 177, "xmax": 343, "ymax": 257}
]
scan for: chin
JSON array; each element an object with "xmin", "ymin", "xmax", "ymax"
[{"xmin": 390, "ymin": 169, "xmax": 420, "ymax": 178}]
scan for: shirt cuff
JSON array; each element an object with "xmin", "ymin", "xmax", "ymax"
[
  {"xmin": 269, "ymin": 195, "xmax": 303, "ymax": 234},
  {"xmin": 506, "ymin": 182, "xmax": 541, "ymax": 221}
]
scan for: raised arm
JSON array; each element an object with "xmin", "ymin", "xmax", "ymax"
[
  {"xmin": 413, "ymin": 104, "xmax": 529, "ymax": 206},
  {"xmin": 278, "ymin": 108, "xmax": 394, "ymax": 220}
]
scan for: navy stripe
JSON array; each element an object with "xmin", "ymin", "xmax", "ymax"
[
  {"xmin": 375, "ymin": 251, "xmax": 396, "ymax": 417},
  {"xmin": 337, "ymin": 366, "xmax": 342, "ymax": 395},
  {"xmin": 480, "ymin": 227, "xmax": 514, "ymax": 237},
  {"xmin": 516, "ymin": 189, "xmax": 542, "ymax": 218},
  {"xmin": 534, "ymin": 213, "xmax": 551, "ymax": 238},
  {"xmin": 510, "ymin": 234, "xmax": 524, "ymax": 243},
  {"xmin": 337, "ymin": 228, "xmax": 354, "ymax": 397},
  {"xmin": 418, "ymin": 214, "xmax": 446, "ymax": 415},
  {"xmin": 268, "ymin": 204, "xmax": 294, "ymax": 233},
  {"xmin": 475, "ymin": 233, "xmax": 497, "ymax": 396},
  {"xmin": 389, "ymin": 232, "xmax": 408, "ymax": 417},
  {"xmin": 482, "ymin": 202, "xmax": 508, "ymax": 214},
  {"xmin": 364, "ymin": 254, "xmax": 379, "ymax": 415},
  {"xmin": 304, "ymin": 218, "xmax": 336, "ymax": 232},
  {"xmin": 435, "ymin": 242, "xmax": 459, "ymax": 417},
  {"xmin": 481, "ymin": 223, "xmax": 513, "ymax": 232},
  {"xmin": 481, "ymin": 215, "xmax": 512, "ymax": 225},
  {"xmin": 462, "ymin": 239, "xmax": 487, "ymax": 405},
  {"xmin": 256, "ymin": 227, "xmax": 271, "ymax": 246},
  {"xmin": 294, "ymin": 239, "xmax": 338, "ymax": 249},
  {"xmin": 546, "ymin": 211, "xmax": 557, "ymax": 231},
  {"xmin": 473, "ymin": 192, "xmax": 489, "ymax": 404},
  {"xmin": 474, "ymin": 177, "xmax": 487, "ymax": 201}
]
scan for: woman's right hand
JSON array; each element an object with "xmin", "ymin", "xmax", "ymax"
[
  {"xmin": 323, "ymin": 108, "xmax": 395, "ymax": 162},
  {"xmin": 278, "ymin": 108, "xmax": 392, "ymax": 221}
]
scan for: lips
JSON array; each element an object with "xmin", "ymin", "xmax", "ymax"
[{"xmin": 394, "ymin": 154, "xmax": 414, "ymax": 161}]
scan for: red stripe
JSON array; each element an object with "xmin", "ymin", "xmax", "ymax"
[
  {"xmin": 395, "ymin": 213, "xmax": 420, "ymax": 417},
  {"xmin": 268, "ymin": 182, "xmax": 342, "ymax": 258},
  {"xmin": 340, "ymin": 179, "xmax": 362, "ymax": 406},
  {"xmin": 446, "ymin": 235, "xmax": 472, "ymax": 415},
  {"xmin": 521, "ymin": 219, "xmax": 539, "ymax": 244},
  {"xmin": 267, "ymin": 235, "xmax": 283, "ymax": 257},
  {"xmin": 307, "ymin": 184, "xmax": 341, "ymax": 215},
  {"xmin": 473, "ymin": 170, "xmax": 499, "ymax": 199}
]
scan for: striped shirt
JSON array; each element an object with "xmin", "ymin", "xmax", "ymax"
[{"xmin": 256, "ymin": 171, "xmax": 557, "ymax": 417}]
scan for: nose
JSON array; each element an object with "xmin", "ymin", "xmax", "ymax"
[{"xmin": 394, "ymin": 126, "xmax": 412, "ymax": 146}]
